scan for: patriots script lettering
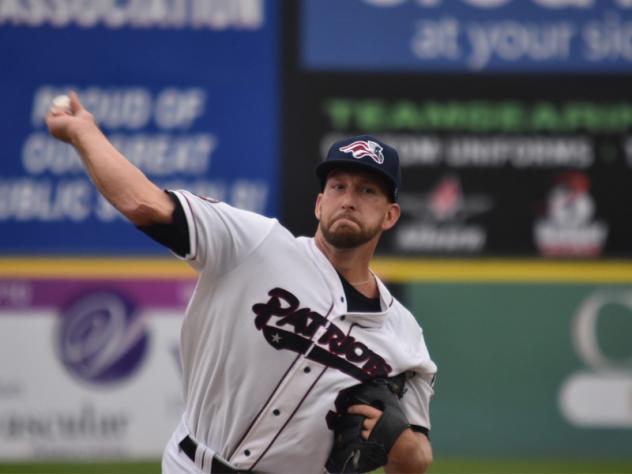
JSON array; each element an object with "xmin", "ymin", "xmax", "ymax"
[
  {"xmin": 254, "ymin": 288, "xmax": 327, "ymax": 338},
  {"xmin": 252, "ymin": 288, "xmax": 392, "ymax": 381}
]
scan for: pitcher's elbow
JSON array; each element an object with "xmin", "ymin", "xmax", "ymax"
[{"xmin": 122, "ymin": 200, "xmax": 172, "ymax": 226}]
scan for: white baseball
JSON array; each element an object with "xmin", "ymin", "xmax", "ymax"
[{"xmin": 52, "ymin": 94, "xmax": 71, "ymax": 110}]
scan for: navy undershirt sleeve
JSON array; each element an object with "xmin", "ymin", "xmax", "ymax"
[
  {"xmin": 137, "ymin": 191, "xmax": 190, "ymax": 257},
  {"xmin": 411, "ymin": 425, "xmax": 430, "ymax": 439}
]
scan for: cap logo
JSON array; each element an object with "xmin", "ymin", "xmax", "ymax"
[{"xmin": 339, "ymin": 140, "xmax": 384, "ymax": 164}]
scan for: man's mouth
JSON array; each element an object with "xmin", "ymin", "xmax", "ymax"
[
  {"xmin": 332, "ymin": 215, "xmax": 359, "ymax": 228},
  {"xmin": 333, "ymin": 212, "xmax": 359, "ymax": 224}
]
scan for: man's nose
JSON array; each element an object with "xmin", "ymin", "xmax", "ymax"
[{"xmin": 340, "ymin": 188, "xmax": 357, "ymax": 209}]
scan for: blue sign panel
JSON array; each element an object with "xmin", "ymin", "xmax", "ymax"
[
  {"xmin": 0, "ymin": 0, "xmax": 279, "ymax": 254},
  {"xmin": 302, "ymin": 0, "xmax": 632, "ymax": 72}
]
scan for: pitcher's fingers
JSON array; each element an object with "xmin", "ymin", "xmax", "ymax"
[
  {"xmin": 348, "ymin": 404, "xmax": 382, "ymax": 419},
  {"xmin": 363, "ymin": 417, "xmax": 376, "ymax": 431},
  {"xmin": 69, "ymin": 90, "xmax": 83, "ymax": 113},
  {"xmin": 48, "ymin": 108, "xmax": 66, "ymax": 117}
]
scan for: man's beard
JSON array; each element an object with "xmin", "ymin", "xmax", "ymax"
[{"xmin": 319, "ymin": 217, "xmax": 381, "ymax": 249}]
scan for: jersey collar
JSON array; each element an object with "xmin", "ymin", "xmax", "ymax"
[{"xmin": 300, "ymin": 237, "xmax": 394, "ymax": 328}]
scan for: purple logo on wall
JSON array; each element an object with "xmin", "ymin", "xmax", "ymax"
[{"xmin": 57, "ymin": 291, "xmax": 149, "ymax": 385}]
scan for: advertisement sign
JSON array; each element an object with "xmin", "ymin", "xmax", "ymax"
[
  {"xmin": 560, "ymin": 289, "xmax": 632, "ymax": 428},
  {"xmin": 301, "ymin": 0, "xmax": 632, "ymax": 72},
  {"xmin": 0, "ymin": 277, "xmax": 190, "ymax": 459},
  {"xmin": 1, "ymin": 262, "xmax": 630, "ymax": 459},
  {"xmin": 282, "ymin": 74, "xmax": 632, "ymax": 257},
  {"xmin": 534, "ymin": 172, "xmax": 609, "ymax": 257},
  {"xmin": 0, "ymin": 0, "xmax": 279, "ymax": 254},
  {"xmin": 405, "ymin": 281, "xmax": 632, "ymax": 457}
]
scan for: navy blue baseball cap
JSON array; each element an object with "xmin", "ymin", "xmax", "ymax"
[{"xmin": 316, "ymin": 135, "xmax": 401, "ymax": 202}]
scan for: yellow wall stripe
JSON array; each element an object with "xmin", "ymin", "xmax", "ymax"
[
  {"xmin": 0, "ymin": 258, "xmax": 195, "ymax": 279},
  {"xmin": 371, "ymin": 258, "xmax": 632, "ymax": 283},
  {"xmin": 0, "ymin": 257, "xmax": 631, "ymax": 283}
]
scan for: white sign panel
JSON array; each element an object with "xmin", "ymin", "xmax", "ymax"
[{"xmin": 0, "ymin": 278, "xmax": 190, "ymax": 459}]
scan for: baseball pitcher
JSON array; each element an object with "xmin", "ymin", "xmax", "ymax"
[{"xmin": 46, "ymin": 92, "xmax": 437, "ymax": 473}]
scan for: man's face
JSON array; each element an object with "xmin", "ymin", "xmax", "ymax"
[{"xmin": 315, "ymin": 168, "xmax": 400, "ymax": 249}]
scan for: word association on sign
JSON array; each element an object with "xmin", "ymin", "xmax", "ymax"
[{"xmin": 0, "ymin": 0, "xmax": 264, "ymax": 29}]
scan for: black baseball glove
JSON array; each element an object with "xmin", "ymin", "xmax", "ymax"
[{"xmin": 325, "ymin": 374, "xmax": 410, "ymax": 473}]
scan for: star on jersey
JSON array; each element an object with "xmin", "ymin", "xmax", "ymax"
[{"xmin": 252, "ymin": 288, "xmax": 392, "ymax": 382}]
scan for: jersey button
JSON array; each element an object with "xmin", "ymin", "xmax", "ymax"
[
  {"xmin": 303, "ymin": 366, "xmax": 311, "ymax": 374},
  {"xmin": 244, "ymin": 449, "xmax": 251, "ymax": 456},
  {"xmin": 340, "ymin": 315, "xmax": 346, "ymax": 321},
  {"xmin": 273, "ymin": 409, "xmax": 281, "ymax": 416}
]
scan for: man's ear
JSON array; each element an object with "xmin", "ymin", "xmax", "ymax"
[
  {"xmin": 382, "ymin": 203, "xmax": 401, "ymax": 231},
  {"xmin": 314, "ymin": 193, "xmax": 323, "ymax": 221}
]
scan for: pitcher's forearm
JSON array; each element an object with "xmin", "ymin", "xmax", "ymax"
[
  {"xmin": 70, "ymin": 122, "xmax": 173, "ymax": 225},
  {"xmin": 385, "ymin": 430, "xmax": 433, "ymax": 474}
]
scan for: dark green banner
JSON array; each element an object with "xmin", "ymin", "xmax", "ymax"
[{"xmin": 405, "ymin": 282, "xmax": 632, "ymax": 458}]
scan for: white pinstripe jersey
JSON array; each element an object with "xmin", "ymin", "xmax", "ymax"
[{"xmin": 170, "ymin": 189, "xmax": 436, "ymax": 473}]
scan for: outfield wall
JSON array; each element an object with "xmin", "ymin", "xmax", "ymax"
[
  {"xmin": 0, "ymin": 259, "xmax": 630, "ymax": 460},
  {"xmin": 0, "ymin": 265, "xmax": 192, "ymax": 459},
  {"xmin": 389, "ymin": 261, "xmax": 632, "ymax": 458}
]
